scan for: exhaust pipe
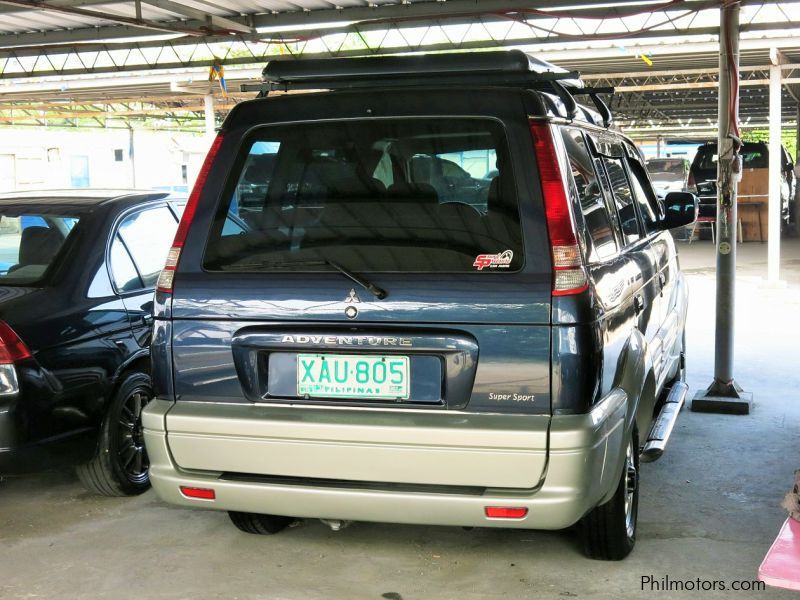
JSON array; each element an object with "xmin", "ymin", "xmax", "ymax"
[
  {"xmin": 641, "ymin": 381, "xmax": 689, "ymax": 462},
  {"xmin": 320, "ymin": 519, "xmax": 352, "ymax": 531}
]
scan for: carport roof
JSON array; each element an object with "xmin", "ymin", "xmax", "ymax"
[{"xmin": 0, "ymin": 0, "xmax": 799, "ymax": 137}]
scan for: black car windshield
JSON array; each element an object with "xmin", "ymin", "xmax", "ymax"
[
  {"xmin": 204, "ymin": 118, "xmax": 523, "ymax": 273},
  {"xmin": 0, "ymin": 214, "xmax": 79, "ymax": 284}
]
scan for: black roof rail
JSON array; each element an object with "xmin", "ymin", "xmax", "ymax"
[
  {"xmin": 572, "ymin": 86, "xmax": 614, "ymax": 128},
  {"xmin": 240, "ymin": 50, "xmax": 615, "ymax": 128}
]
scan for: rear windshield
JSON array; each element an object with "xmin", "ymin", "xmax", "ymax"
[
  {"xmin": 695, "ymin": 143, "xmax": 768, "ymax": 170},
  {"xmin": 646, "ymin": 159, "xmax": 685, "ymax": 175},
  {"xmin": 204, "ymin": 118, "xmax": 523, "ymax": 273},
  {"xmin": 0, "ymin": 214, "xmax": 78, "ymax": 284}
]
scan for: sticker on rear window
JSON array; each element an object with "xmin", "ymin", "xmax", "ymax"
[{"xmin": 473, "ymin": 250, "xmax": 514, "ymax": 271}]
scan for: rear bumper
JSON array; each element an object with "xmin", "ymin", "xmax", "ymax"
[{"xmin": 144, "ymin": 391, "xmax": 627, "ymax": 530}]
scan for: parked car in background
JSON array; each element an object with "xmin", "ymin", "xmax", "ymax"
[
  {"xmin": 646, "ymin": 157, "xmax": 692, "ymax": 199},
  {"xmin": 0, "ymin": 190, "xmax": 182, "ymax": 496},
  {"xmin": 689, "ymin": 141, "xmax": 795, "ymax": 225},
  {"xmin": 143, "ymin": 51, "xmax": 696, "ymax": 560}
]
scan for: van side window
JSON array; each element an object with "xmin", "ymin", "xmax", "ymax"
[
  {"xmin": 561, "ymin": 128, "xmax": 618, "ymax": 261},
  {"xmin": 626, "ymin": 160, "xmax": 661, "ymax": 234},
  {"xmin": 602, "ymin": 157, "xmax": 641, "ymax": 245}
]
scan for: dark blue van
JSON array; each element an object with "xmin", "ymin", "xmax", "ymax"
[{"xmin": 143, "ymin": 51, "xmax": 696, "ymax": 559}]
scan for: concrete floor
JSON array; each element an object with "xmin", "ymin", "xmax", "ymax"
[{"xmin": 2, "ymin": 240, "xmax": 800, "ymax": 599}]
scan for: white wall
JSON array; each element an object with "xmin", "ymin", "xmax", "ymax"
[{"xmin": 0, "ymin": 128, "xmax": 212, "ymax": 193}]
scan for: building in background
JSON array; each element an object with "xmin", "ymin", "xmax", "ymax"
[{"xmin": 0, "ymin": 129, "xmax": 212, "ymax": 193}]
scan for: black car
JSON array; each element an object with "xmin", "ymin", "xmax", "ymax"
[
  {"xmin": 0, "ymin": 190, "xmax": 182, "ymax": 496},
  {"xmin": 690, "ymin": 141, "xmax": 795, "ymax": 223}
]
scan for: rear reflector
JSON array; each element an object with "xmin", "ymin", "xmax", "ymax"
[
  {"xmin": 180, "ymin": 486, "xmax": 216, "ymax": 500},
  {"xmin": 157, "ymin": 133, "xmax": 224, "ymax": 294},
  {"xmin": 529, "ymin": 120, "xmax": 588, "ymax": 297},
  {"xmin": 485, "ymin": 506, "xmax": 528, "ymax": 519},
  {"xmin": 0, "ymin": 320, "xmax": 31, "ymax": 364}
]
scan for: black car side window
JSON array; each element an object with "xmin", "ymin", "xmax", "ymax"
[
  {"xmin": 602, "ymin": 157, "xmax": 641, "ymax": 245},
  {"xmin": 114, "ymin": 206, "xmax": 178, "ymax": 291},
  {"xmin": 560, "ymin": 128, "xmax": 618, "ymax": 261},
  {"xmin": 109, "ymin": 235, "xmax": 142, "ymax": 292}
]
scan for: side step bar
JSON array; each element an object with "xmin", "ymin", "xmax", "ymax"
[{"xmin": 640, "ymin": 381, "xmax": 689, "ymax": 463}]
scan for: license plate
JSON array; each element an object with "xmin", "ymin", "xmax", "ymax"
[{"xmin": 297, "ymin": 354, "xmax": 409, "ymax": 400}]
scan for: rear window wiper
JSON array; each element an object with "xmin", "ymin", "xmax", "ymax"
[{"xmin": 220, "ymin": 258, "xmax": 388, "ymax": 300}]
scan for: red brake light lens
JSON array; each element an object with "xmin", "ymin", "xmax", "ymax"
[
  {"xmin": 485, "ymin": 506, "xmax": 528, "ymax": 519},
  {"xmin": 157, "ymin": 133, "xmax": 225, "ymax": 294},
  {"xmin": 0, "ymin": 320, "xmax": 31, "ymax": 363},
  {"xmin": 529, "ymin": 120, "xmax": 588, "ymax": 297}
]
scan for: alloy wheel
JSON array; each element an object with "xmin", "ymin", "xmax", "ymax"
[
  {"xmin": 624, "ymin": 438, "xmax": 638, "ymax": 538},
  {"xmin": 117, "ymin": 388, "xmax": 151, "ymax": 484}
]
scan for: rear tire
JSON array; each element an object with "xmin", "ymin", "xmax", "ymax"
[
  {"xmin": 580, "ymin": 424, "xmax": 639, "ymax": 560},
  {"xmin": 228, "ymin": 511, "xmax": 295, "ymax": 535},
  {"xmin": 76, "ymin": 372, "xmax": 152, "ymax": 496}
]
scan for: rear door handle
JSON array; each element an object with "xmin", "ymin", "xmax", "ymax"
[{"xmin": 634, "ymin": 294, "xmax": 645, "ymax": 315}]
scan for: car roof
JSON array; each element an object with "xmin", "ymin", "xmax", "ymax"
[
  {"xmin": 0, "ymin": 190, "xmax": 171, "ymax": 215},
  {"xmin": 699, "ymin": 140, "xmax": 771, "ymax": 149}
]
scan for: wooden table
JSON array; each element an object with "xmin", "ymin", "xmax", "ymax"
[{"xmin": 738, "ymin": 199, "xmax": 766, "ymax": 242}]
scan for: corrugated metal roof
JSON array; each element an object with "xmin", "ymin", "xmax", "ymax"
[
  {"xmin": 0, "ymin": 1, "xmax": 798, "ymax": 137},
  {"xmin": 0, "ymin": 0, "xmax": 452, "ymax": 37}
]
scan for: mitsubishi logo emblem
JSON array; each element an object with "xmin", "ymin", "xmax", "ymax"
[{"xmin": 344, "ymin": 288, "xmax": 360, "ymax": 304}]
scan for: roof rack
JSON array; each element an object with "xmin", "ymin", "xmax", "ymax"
[{"xmin": 241, "ymin": 50, "xmax": 614, "ymax": 128}]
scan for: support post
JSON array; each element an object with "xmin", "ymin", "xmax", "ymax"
[
  {"xmin": 692, "ymin": 1, "xmax": 753, "ymax": 414},
  {"xmin": 128, "ymin": 126, "xmax": 136, "ymax": 188},
  {"xmin": 767, "ymin": 50, "xmax": 783, "ymax": 282},
  {"xmin": 795, "ymin": 103, "xmax": 800, "ymax": 235},
  {"xmin": 204, "ymin": 94, "xmax": 215, "ymax": 138}
]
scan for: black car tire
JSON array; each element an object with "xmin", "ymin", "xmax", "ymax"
[
  {"xmin": 580, "ymin": 424, "xmax": 639, "ymax": 561},
  {"xmin": 229, "ymin": 511, "xmax": 295, "ymax": 535},
  {"xmin": 76, "ymin": 371, "xmax": 152, "ymax": 497}
]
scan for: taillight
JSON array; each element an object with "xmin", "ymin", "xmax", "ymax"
[
  {"xmin": 157, "ymin": 133, "xmax": 225, "ymax": 293},
  {"xmin": 0, "ymin": 320, "xmax": 31, "ymax": 363},
  {"xmin": 0, "ymin": 321, "xmax": 30, "ymax": 395},
  {"xmin": 529, "ymin": 120, "xmax": 588, "ymax": 296},
  {"xmin": 485, "ymin": 506, "xmax": 528, "ymax": 519}
]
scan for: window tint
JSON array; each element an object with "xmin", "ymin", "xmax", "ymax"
[
  {"xmin": 697, "ymin": 143, "xmax": 769, "ymax": 170},
  {"xmin": 646, "ymin": 158, "xmax": 686, "ymax": 176},
  {"xmin": 109, "ymin": 235, "xmax": 142, "ymax": 292},
  {"xmin": 627, "ymin": 159, "xmax": 661, "ymax": 234},
  {"xmin": 234, "ymin": 142, "xmax": 280, "ymax": 213},
  {"xmin": 205, "ymin": 119, "xmax": 523, "ymax": 273},
  {"xmin": 0, "ymin": 214, "xmax": 79, "ymax": 285},
  {"xmin": 602, "ymin": 157, "xmax": 641, "ymax": 245},
  {"xmin": 116, "ymin": 206, "xmax": 178, "ymax": 289},
  {"xmin": 561, "ymin": 129, "xmax": 617, "ymax": 261}
]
